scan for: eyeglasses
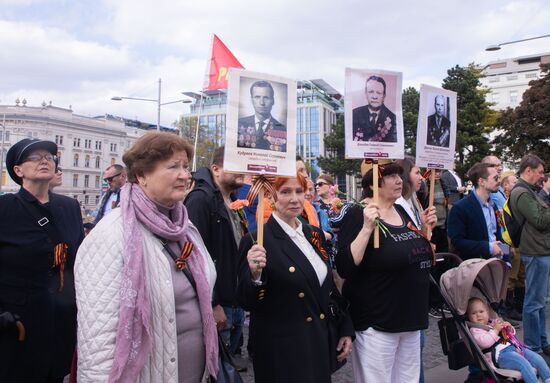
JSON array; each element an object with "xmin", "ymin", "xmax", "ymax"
[
  {"xmin": 22, "ymin": 154, "xmax": 57, "ymax": 163},
  {"xmin": 103, "ymin": 173, "xmax": 122, "ymax": 182},
  {"xmin": 315, "ymin": 182, "xmax": 328, "ymax": 187}
]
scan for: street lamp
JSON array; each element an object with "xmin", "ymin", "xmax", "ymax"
[
  {"xmin": 111, "ymin": 78, "xmax": 191, "ymax": 131},
  {"xmin": 485, "ymin": 34, "xmax": 550, "ymax": 51}
]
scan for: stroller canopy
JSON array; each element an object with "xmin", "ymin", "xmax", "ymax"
[{"xmin": 440, "ymin": 258, "xmax": 509, "ymax": 316}]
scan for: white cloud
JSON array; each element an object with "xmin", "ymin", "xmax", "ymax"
[{"xmin": 1, "ymin": 0, "xmax": 549, "ymax": 127}]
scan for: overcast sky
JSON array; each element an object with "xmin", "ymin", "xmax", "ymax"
[{"xmin": 1, "ymin": 0, "xmax": 549, "ymax": 127}]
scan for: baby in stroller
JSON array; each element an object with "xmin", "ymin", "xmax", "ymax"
[{"xmin": 467, "ymin": 297, "xmax": 550, "ymax": 383}]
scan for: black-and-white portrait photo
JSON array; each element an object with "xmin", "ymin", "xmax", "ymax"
[
  {"xmin": 352, "ymin": 75, "xmax": 397, "ymax": 143},
  {"xmin": 237, "ymin": 79, "xmax": 287, "ymax": 152},
  {"xmin": 426, "ymin": 94, "xmax": 451, "ymax": 148}
]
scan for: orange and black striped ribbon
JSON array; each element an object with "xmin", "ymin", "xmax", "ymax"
[
  {"xmin": 176, "ymin": 242, "xmax": 194, "ymax": 270},
  {"xmin": 246, "ymin": 175, "xmax": 277, "ymax": 205},
  {"xmin": 53, "ymin": 243, "xmax": 69, "ymax": 291},
  {"xmin": 364, "ymin": 159, "xmax": 385, "ymax": 179},
  {"xmin": 407, "ymin": 222, "xmax": 436, "ymax": 266},
  {"xmin": 310, "ymin": 231, "xmax": 329, "ymax": 262}
]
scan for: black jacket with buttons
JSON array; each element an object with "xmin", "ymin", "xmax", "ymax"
[
  {"xmin": 0, "ymin": 187, "xmax": 84, "ymax": 382},
  {"xmin": 237, "ymin": 217, "xmax": 354, "ymax": 383}
]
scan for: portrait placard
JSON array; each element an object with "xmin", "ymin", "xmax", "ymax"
[
  {"xmin": 344, "ymin": 68, "xmax": 404, "ymax": 160},
  {"xmin": 224, "ymin": 68, "xmax": 297, "ymax": 176},
  {"xmin": 415, "ymin": 84, "xmax": 457, "ymax": 169}
]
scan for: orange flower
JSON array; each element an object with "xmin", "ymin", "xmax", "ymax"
[
  {"xmin": 229, "ymin": 199, "xmax": 249, "ymax": 210},
  {"xmin": 331, "ymin": 198, "xmax": 344, "ymax": 213}
]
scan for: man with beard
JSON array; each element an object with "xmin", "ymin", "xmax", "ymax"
[
  {"xmin": 238, "ymin": 80, "xmax": 287, "ymax": 152},
  {"xmin": 352, "ymin": 75, "xmax": 397, "ymax": 142},
  {"xmin": 448, "ymin": 162, "xmax": 504, "ymax": 260},
  {"xmin": 185, "ymin": 147, "xmax": 247, "ymax": 367},
  {"xmin": 509, "ymin": 154, "xmax": 550, "ymax": 357},
  {"xmin": 426, "ymin": 95, "xmax": 451, "ymax": 148}
]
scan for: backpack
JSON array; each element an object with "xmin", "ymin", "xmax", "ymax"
[{"xmin": 501, "ymin": 184, "xmax": 529, "ymax": 247}]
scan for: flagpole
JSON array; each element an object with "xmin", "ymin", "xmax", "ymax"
[{"xmin": 192, "ymin": 92, "xmax": 205, "ymax": 172}]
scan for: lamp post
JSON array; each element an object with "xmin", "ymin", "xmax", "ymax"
[
  {"xmin": 111, "ymin": 78, "xmax": 191, "ymax": 131},
  {"xmin": 485, "ymin": 34, "xmax": 550, "ymax": 51}
]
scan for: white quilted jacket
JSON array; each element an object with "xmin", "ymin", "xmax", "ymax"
[{"xmin": 75, "ymin": 209, "xmax": 216, "ymax": 382}]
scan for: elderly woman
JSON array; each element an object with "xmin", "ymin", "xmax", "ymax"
[
  {"xmin": 75, "ymin": 132, "xmax": 218, "ymax": 382},
  {"xmin": 0, "ymin": 139, "xmax": 84, "ymax": 382},
  {"xmin": 335, "ymin": 162, "xmax": 437, "ymax": 383},
  {"xmin": 238, "ymin": 174, "xmax": 353, "ymax": 383}
]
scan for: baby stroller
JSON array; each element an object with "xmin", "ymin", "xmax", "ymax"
[{"xmin": 437, "ymin": 256, "xmax": 531, "ymax": 382}]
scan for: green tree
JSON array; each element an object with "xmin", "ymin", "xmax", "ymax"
[
  {"xmin": 402, "ymin": 86, "xmax": 420, "ymax": 155},
  {"xmin": 175, "ymin": 116, "xmax": 217, "ymax": 169},
  {"xmin": 441, "ymin": 63, "xmax": 499, "ymax": 177},
  {"xmin": 317, "ymin": 114, "xmax": 361, "ymax": 177},
  {"xmin": 493, "ymin": 63, "xmax": 550, "ymax": 166}
]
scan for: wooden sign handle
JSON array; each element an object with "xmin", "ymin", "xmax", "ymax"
[
  {"xmin": 427, "ymin": 170, "xmax": 436, "ymax": 241},
  {"xmin": 257, "ymin": 188, "xmax": 265, "ymax": 246},
  {"xmin": 373, "ymin": 162, "xmax": 379, "ymax": 248}
]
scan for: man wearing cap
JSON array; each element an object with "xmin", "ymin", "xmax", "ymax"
[
  {"xmin": 0, "ymin": 138, "xmax": 84, "ymax": 382},
  {"xmin": 94, "ymin": 164, "xmax": 126, "ymax": 223}
]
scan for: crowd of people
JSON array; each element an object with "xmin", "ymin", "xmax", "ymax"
[{"xmin": 0, "ymin": 132, "xmax": 549, "ymax": 383}]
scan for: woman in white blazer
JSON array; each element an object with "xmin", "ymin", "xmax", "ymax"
[{"xmin": 75, "ymin": 132, "xmax": 218, "ymax": 383}]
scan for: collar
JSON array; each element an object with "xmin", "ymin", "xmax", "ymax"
[
  {"xmin": 272, "ymin": 212, "xmax": 303, "ymax": 240},
  {"xmin": 18, "ymin": 186, "xmax": 51, "ymax": 204},
  {"xmin": 519, "ymin": 177, "xmax": 539, "ymax": 192},
  {"xmin": 473, "ymin": 188, "xmax": 492, "ymax": 207},
  {"xmin": 254, "ymin": 116, "xmax": 271, "ymax": 125}
]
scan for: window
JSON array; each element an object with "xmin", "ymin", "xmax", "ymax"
[
  {"xmin": 111, "ymin": 157, "xmax": 115, "ymax": 165},
  {"xmin": 95, "ymin": 175, "xmax": 100, "ymax": 188},
  {"xmin": 95, "ymin": 195, "xmax": 100, "ymax": 205},
  {"xmin": 73, "ymin": 153, "xmax": 79, "ymax": 167},
  {"xmin": 491, "ymin": 92, "xmax": 500, "ymax": 103},
  {"xmin": 510, "ymin": 90, "xmax": 518, "ymax": 104},
  {"xmin": 0, "ymin": 131, "xmax": 10, "ymax": 141},
  {"xmin": 525, "ymin": 73, "xmax": 537, "ymax": 79},
  {"xmin": 488, "ymin": 77, "xmax": 500, "ymax": 83},
  {"xmin": 84, "ymin": 139, "xmax": 91, "ymax": 149},
  {"xmin": 95, "ymin": 140, "xmax": 102, "ymax": 150},
  {"xmin": 84, "ymin": 195, "xmax": 89, "ymax": 205},
  {"xmin": 73, "ymin": 174, "xmax": 79, "ymax": 187},
  {"xmin": 507, "ymin": 75, "xmax": 518, "ymax": 81},
  {"xmin": 84, "ymin": 175, "xmax": 89, "ymax": 188},
  {"xmin": 73, "ymin": 138, "xmax": 80, "ymax": 147},
  {"xmin": 95, "ymin": 156, "xmax": 101, "ymax": 168},
  {"xmin": 84, "ymin": 155, "xmax": 90, "ymax": 168},
  {"xmin": 55, "ymin": 135, "xmax": 63, "ymax": 145},
  {"xmin": 57, "ymin": 151, "xmax": 62, "ymax": 165},
  {"xmin": 110, "ymin": 143, "xmax": 117, "ymax": 152}
]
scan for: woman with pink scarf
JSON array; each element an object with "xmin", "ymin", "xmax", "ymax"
[{"xmin": 75, "ymin": 132, "xmax": 218, "ymax": 383}]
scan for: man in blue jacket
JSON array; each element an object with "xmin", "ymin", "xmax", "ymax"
[{"xmin": 448, "ymin": 162, "xmax": 504, "ymax": 260}]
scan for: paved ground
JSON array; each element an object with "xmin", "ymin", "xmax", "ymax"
[{"xmin": 235, "ymin": 313, "xmax": 538, "ymax": 383}]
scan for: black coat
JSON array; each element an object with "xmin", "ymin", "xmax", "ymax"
[
  {"xmin": 237, "ymin": 114, "xmax": 287, "ymax": 152},
  {"xmin": 352, "ymin": 104, "xmax": 397, "ymax": 142},
  {"xmin": 426, "ymin": 113, "xmax": 451, "ymax": 147},
  {"xmin": 184, "ymin": 167, "xmax": 242, "ymax": 307},
  {"xmin": 237, "ymin": 217, "xmax": 354, "ymax": 383},
  {"xmin": 0, "ymin": 188, "xmax": 84, "ymax": 383},
  {"xmin": 447, "ymin": 191, "xmax": 503, "ymax": 260}
]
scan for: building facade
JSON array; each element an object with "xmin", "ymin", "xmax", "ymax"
[
  {"xmin": 480, "ymin": 52, "xmax": 550, "ymax": 110},
  {"xmin": 0, "ymin": 102, "xmax": 149, "ymax": 213},
  {"xmin": 182, "ymin": 78, "xmax": 344, "ymax": 181}
]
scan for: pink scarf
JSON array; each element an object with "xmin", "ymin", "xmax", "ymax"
[{"xmin": 109, "ymin": 183, "xmax": 218, "ymax": 382}]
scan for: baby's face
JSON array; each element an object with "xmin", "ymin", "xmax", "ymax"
[{"xmin": 468, "ymin": 301, "xmax": 489, "ymax": 325}]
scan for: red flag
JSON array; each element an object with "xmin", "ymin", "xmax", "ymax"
[{"xmin": 205, "ymin": 35, "xmax": 244, "ymax": 90}]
